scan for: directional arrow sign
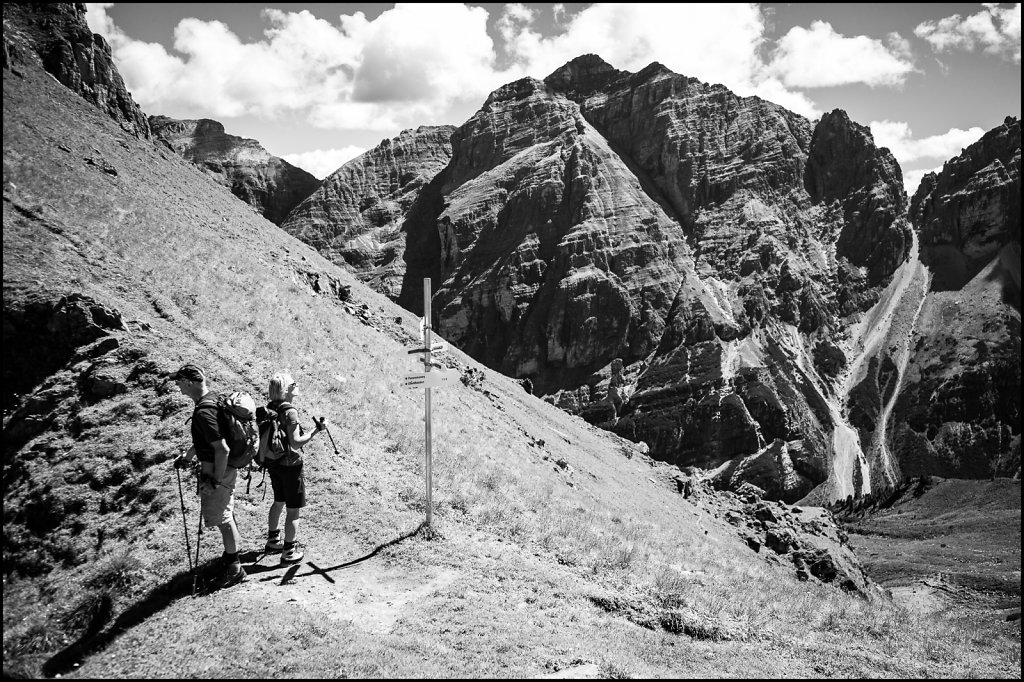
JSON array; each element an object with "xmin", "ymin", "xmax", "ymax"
[
  {"xmin": 406, "ymin": 342, "xmax": 447, "ymax": 356},
  {"xmin": 401, "ymin": 369, "xmax": 458, "ymax": 389}
]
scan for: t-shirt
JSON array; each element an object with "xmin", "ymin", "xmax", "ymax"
[{"xmin": 191, "ymin": 393, "xmax": 223, "ymax": 463}]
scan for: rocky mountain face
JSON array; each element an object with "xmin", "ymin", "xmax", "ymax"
[
  {"xmin": 2, "ymin": 3, "xmax": 150, "ymax": 139},
  {"xmin": 280, "ymin": 126, "xmax": 455, "ymax": 298},
  {"xmin": 912, "ymin": 117, "xmax": 1021, "ymax": 291},
  {"xmin": 365, "ymin": 54, "xmax": 915, "ymax": 503},
  {"xmin": 149, "ymin": 116, "xmax": 320, "ymax": 225},
  {"xmin": 886, "ymin": 117, "xmax": 1021, "ymax": 480}
]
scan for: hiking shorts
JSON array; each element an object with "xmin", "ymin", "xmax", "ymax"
[
  {"xmin": 200, "ymin": 467, "xmax": 237, "ymax": 528},
  {"xmin": 269, "ymin": 463, "xmax": 306, "ymax": 508}
]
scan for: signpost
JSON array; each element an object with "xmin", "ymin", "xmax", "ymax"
[
  {"xmin": 402, "ymin": 370, "xmax": 457, "ymax": 389},
  {"xmin": 406, "ymin": 342, "xmax": 447, "ymax": 356},
  {"xmin": 399, "ymin": 278, "xmax": 449, "ymax": 527},
  {"xmin": 422, "ymin": 280, "xmax": 433, "ymax": 527}
]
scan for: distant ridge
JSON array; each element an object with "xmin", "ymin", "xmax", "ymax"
[{"xmin": 150, "ymin": 115, "xmax": 321, "ymax": 225}]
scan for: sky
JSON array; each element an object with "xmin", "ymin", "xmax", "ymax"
[{"xmin": 85, "ymin": 3, "xmax": 1021, "ymax": 194}]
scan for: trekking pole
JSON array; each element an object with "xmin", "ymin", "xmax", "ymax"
[
  {"xmin": 316, "ymin": 417, "xmax": 339, "ymax": 455},
  {"xmin": 175, "ymin": 467, "xmax": 193, "ymax": 572},
  {"xmin": 193, "ymin": 503, "xmax": 203, "ymax": 597},
  {"xmin": 323, "ymin": 426, "xmax": 340, "ymax": 455}
]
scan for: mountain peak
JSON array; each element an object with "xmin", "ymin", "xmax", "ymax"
[{"xmin": 544, "ymin": 53, "xmax": 628, "ymax": 96}]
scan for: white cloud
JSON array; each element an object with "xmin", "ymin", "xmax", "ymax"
[
  {"xmin": 869, "ymin": 120, "xmax": 984, "ymax": 164},
  {"xmin": 283, "ymin": 146, "xmax": 366, "ymax": 179},
  {"xmin": 767, "ymin": 21, "xmax": 917, "ymax": 87},
  {"xmin": 915, "ymin": 3, "xmax": 1021, "ymax": 63},
  {"xmin": 89, "ymin": 2, "xmax": 941, "ymax": 155},
  {"xmin": 85, "ymin": 2, "xmax": 116, "ymax": 36},
  {"xmin": 902, "ymin": 165, "xmax": 943, "ymax": 198},
  {"xmin": 85, "ymin": 3, "xmax": 504, "ymax": 130},
  {"xmin": 500, "ymin": 3, "xmax": 769, "ymax": 95},
  {"xmin": 749, "ymin": 78, "xmax": 821, "ymax": 119},
  {"xmin": 348, "ymin": 4, "xmax": 499, "ymax": 107},
  {"xmin": 870, "ymin": 120, "xmax": 986, "ymax": 197}
]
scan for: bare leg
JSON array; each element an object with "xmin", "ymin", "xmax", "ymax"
[
  {"xmin": 268, "ymin": 501, "xmax": 285, "ymax": 534},
  {"xmin": 284, "ymin": 507, "xmax": 302, "ymax": 543},
  {"xmin": 218, "ymin": 517, "xmax": 241, "ymax": 555}
]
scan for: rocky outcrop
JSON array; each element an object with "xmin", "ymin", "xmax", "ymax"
[
  {"xmin": 2, "ymin": 3, "xmax": 150, "ymax": 138},
  {"xmin": 806, "ymin": 110, "xmax": 911, "ymax": 286},
  {"xmin": 281, "ymin": 126, "xmax": 454, "ymax": 298},
  {"xmin": 150, "ymin": 116, "xmax": 320, "ymax": 225},
  {"xmin": 911, "ymin": 116, "xmax": 1021, "ymax": 291},
  {"xmin": 683, "ymin": 476, "xmax": 879, "ymax": 594},
  {"xmin": 2, "ymin": 293, "xmax": 126, "ymax": 418},
  {"xmin": 891, "ymin": 118, "xmax": 1022, "ymax": 479},
  {"xmin": 384, "ymin": 55, "xmax": 912, "ymax": 502}
]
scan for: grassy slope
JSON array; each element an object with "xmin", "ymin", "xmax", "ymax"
[
  {"xmin": 842, "ymin": 478, "xmax": 1021, "ymax": 598},
  {"xmin": 2, "ymin": 63, "xmax": 1020, "ymax": 678}
]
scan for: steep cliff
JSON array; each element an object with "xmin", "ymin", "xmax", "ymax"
[
  {"xmin": 2, "ymin": 2, "xmax": 150, "ymax": 138},
  {"xmin": 912, "ymin": 116, "xmax": 1021, "ymax": 291},
  {"xmin": 281, "ymin": 126, "xmax": 455, "ymax": 298},
  {"xmin": 890, "ymin": 117, "xmax": 1021, "ymax": 479},
  {"xmin": 150, "ymin": 116, "xmax": 320, "ymax": 225}
]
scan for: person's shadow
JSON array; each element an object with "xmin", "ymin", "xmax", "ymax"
[
  {"xmin": 40, "ymin": 523, "xmax": 431, "ymax": 677},
  {"xmin": 257, "ymin": 521, "xmax": 429, "ymax": 585},
  {"xmin": 41, "ymin": 566, "xmax": 201, "ymax": 678}
]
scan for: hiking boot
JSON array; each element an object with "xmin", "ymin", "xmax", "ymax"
[
  {"xmin": 265, "ymin": 535, "xmax": 285, "ymax": 553},
  {"xmin": 209, "ymin": 562, "xmax": 246, "ymax": 590},
  {"xmin": 280, "ymin": 543, "xmax": 304, "ymax": 565}
]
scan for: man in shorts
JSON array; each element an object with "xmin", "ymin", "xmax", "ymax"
[{"xmin": 172, "ymin": 363, "xmax": 246, "ymax": 589}]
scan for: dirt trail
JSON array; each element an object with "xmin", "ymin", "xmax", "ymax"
[{"xmin": 238, "ymin": 546, "xmax": 458, "ymax": 635}]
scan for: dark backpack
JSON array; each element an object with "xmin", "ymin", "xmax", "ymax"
[
  {"xmin": 255, "ymin": 401, "xmax": 292, "ymax": 467},
  {"xmin": 197, "ymin": 392, "xmax": 259, "ymax": 470}
]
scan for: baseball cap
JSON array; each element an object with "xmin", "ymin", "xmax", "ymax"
[{"xmin": 170, "ymin": 363, "xmax": 205, "ymax": 382}]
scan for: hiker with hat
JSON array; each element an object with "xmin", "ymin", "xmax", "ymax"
[
  {"xmin": 171, "ymin": 363, "xmax": 246, "ymax": 589},
  {"xmin": 261, "ymin": 372, "xmax": 326, "ymax": 565}
]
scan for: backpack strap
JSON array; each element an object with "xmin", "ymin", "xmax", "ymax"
[
  {"xmin": 195, "ymin": 394, "xmax": 220, "ymax": 413},
  {"xmin": 270, "ymin": 400, "xmax": 294, "ymax": 455},
  {"xmin": 187, "ymin": 393, "xmax": 219, "ymax": 424}
]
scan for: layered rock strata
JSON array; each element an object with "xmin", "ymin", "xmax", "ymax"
[
  {"xmin": 389, "ymin": 55, "xmax": 912, "ymax": 502},
  {"xmin": 150, "ymin": 116, "xmax": 320, "ymax": 225},
  {"xmin": 281, "ymin": 126, "xmax": 455, "ymax": 298}
]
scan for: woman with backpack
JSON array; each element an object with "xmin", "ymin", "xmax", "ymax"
[{"xmin": 262, "ymin": 372, "xmax": 326, "ymax": 565}]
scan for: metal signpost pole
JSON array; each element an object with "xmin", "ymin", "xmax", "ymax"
[{"xmin": 423, "ymin": 278, "xmax": 433, "ymax": 527}]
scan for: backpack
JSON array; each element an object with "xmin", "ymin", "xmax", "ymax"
[
  {"xmin": 197, "ymin": 392, "xmax": 259, "ymax": 470},
  {"xmin": 255, "ymin": 401, "xmax": 292, "ymax": 467}
]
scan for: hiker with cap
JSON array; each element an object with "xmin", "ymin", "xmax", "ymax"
[
  {"xmin": 262, "ymin": 372, "xmax": 326, "ymax": 565},
  {"xmin": 172, "ymin": 363, "xmax": 246, "ymax": 589}
]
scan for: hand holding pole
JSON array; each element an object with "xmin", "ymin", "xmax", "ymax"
[{"xmin": 317, "ymin": 417, "xmax": 339, "ymax": 454}]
